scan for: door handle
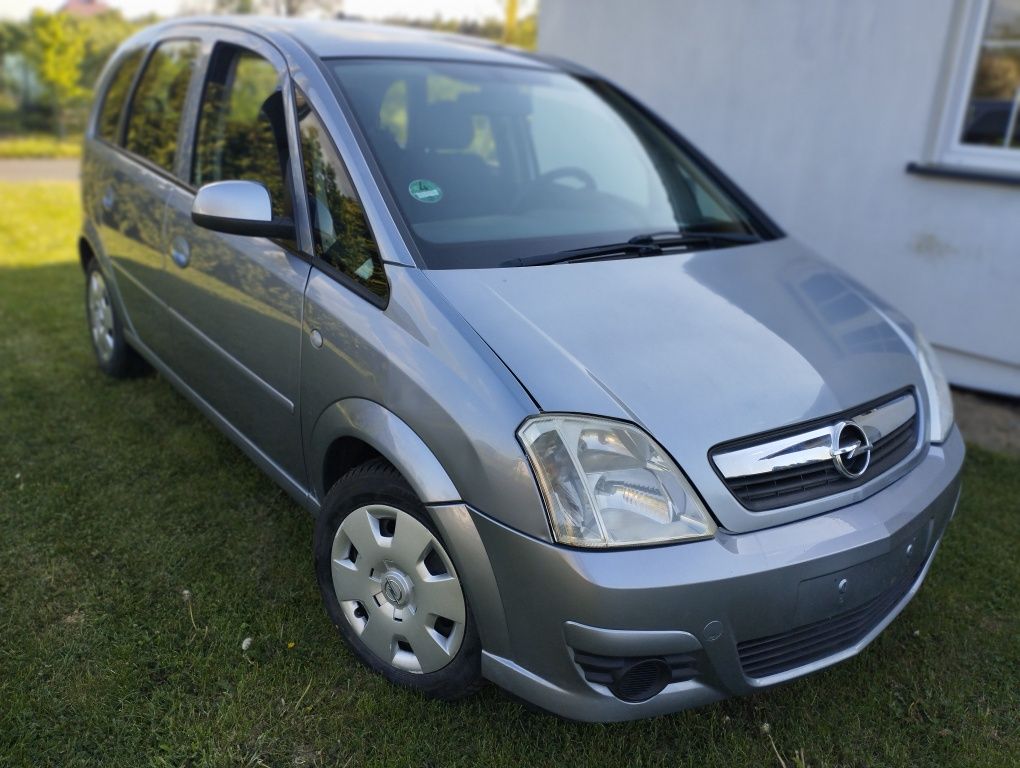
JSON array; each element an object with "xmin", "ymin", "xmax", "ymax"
[
  {"xmin": 101, "ymin": 186, "xmax": 115, "ymax": 211},
  {"xmin": 170, "ymin": 236, "xmax": 190, "ymax": 268}
]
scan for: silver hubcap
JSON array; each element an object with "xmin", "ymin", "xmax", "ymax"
[
  {"xmin": 330, "ymin": 504, "xmax": 466, "ymax": 674},
  {"xmin": 87, "ymin": 271, "xmax": 116, "ymax": 364}
]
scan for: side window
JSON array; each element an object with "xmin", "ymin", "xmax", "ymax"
[
  {"xmin": 97, "ymin": 48, "xmax": 144, "ymax": 143},
  {"xmin": 296, "ymin": 90, "xmax": 388, "ymax": 301},
  {"xmin": 124, "ymin": 39, "xmax": 199, "ymax": 174},
  {"xmin": 193, "ymin": 45, "xmax": 290, "ymax": 219}
]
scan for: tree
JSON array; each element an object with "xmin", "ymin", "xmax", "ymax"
[
  {"xmin": 24, "ymin": 11, "xmax": 88, "ymax": 138},
  {"xmin": 215, "ymin": 0, "xmax": 256, "ymax": 13},
  {"xmin": 0, "ymin": 21, "xmax": 27, "ymax": 65},
  {"xmin": 77, "ymin": 10, "xmax": 137, "ymax": 91},
  {"xmin": 267, "ymin": 0, "xmax": 343, "ymax": 17},
  {"xmin": 505, "ymin": 12, "xmax": 536, "ymax": 50},
  {"xmin": 380, "ymin": 9, "xmax": 537, "ymax": 51},
  {"xmin": 0, "ymin": 21, "xmax": 28, "ymax": 98}
]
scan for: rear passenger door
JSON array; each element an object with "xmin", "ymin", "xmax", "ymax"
[
  {"xmin": 162, "ymin": 35, "xmax": 311, "ymax": 486},
  {"xmin": 94, "ymin": 39, "xmax": 200, "ymax": 361}
]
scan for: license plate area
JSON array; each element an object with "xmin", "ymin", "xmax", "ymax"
[{"xmin": 794, "ymin": 522, "xmax": 930, "ymax": 626}]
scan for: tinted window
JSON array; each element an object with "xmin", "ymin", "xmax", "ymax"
[
  {"xmin": 193, "ymin": 46, "xmax": 290, "ymax": 218},
  {"xmin": 296, "ymin": 91, "xmax": 387, "ymax": 300},
  {"xmin": 125, "ymin": 40, "xmax": 200, "ymax": 174},
  {"xmin": 332, "ymin": 59, "xmax": 761, "ymax": 269},
  {"xmin": 97, "ymin": 48, "xmax": 143, "ymax": 143}
]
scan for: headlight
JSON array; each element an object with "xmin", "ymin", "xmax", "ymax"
[
  {"xmin": 517, "ymin": 415, "xmax": 716, "ymax": 548},
  {"xmin": 915, "ymin": 331, "xmax": 954, "ymax": 443}
]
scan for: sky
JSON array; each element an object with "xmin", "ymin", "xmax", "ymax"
[{"xmin": 0, "ymin": 0, "xmax": 536, "ymax": 21}]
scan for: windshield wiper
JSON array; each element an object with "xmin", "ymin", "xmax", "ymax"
[
  {"xmin": 628, "ymin": 230, "xmax": 761, "ymax": 247},
  {"xmin": 503, "ymin": 229, "xmax": 761, "ymax": 268}
]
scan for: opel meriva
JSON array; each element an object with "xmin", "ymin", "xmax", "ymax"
[{"xmin": 80, "ymin": 17, "xmax": 963, "ymax": 721}]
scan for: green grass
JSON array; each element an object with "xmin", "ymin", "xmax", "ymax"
[
  {"xmin": 0, "ymin": 181, "xmax": 1018, "ymax": 767},
  {"xmin": 0, "ymin": 134, "xmax": 82, "ymax": 159}
]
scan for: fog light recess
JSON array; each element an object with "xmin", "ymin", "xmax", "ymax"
[
  {"xmin": 573, "ymin": 650, "xmax": 698, "ymax": 702},
  {"xmin": 612, "ymin": 658, "xmax": 671, "ymax": 702}
]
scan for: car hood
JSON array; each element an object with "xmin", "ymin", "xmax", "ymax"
[{"xmin": 425, "ymin": 237, "xmax": 926, "ymax": 533}]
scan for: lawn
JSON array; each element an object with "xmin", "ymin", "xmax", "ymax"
[
  {"xmin": 0, "ymin": 181, "xmax": 1018, "ymax": 768},
  {"xmin": 0, "ymin": 135, "xmax": 82, "ymax": 159}
]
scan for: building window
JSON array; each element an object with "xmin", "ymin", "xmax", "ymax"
[{"xmin": 934, "ymin": 0, "xmax": 1020, "ymax": 174}]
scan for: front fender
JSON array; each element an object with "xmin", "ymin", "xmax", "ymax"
[
  {"xmin": 307, "ymin": 399, "xmax": 514, "ymax": 655},
  {"xmin": 308, "ymin": 397, "xmax": 460, "ymax": 505}
]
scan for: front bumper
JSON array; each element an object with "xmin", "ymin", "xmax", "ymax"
[{"xmin": 430, "ymin": 427, "xmax": 965, "ymax": 722}]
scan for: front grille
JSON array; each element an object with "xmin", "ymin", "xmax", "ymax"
[
  {"xmin": 725, "ymin": 415, "xmax": 916, "ymax": 510},
  {"xmin": 573, "ymin": 651, "xmax": 699, "ymax": 688},
  {"xmin": 711, "ymin": 390, "xmax": 920, "ymax": 511},
  {"xmin": 737, "ymin": 559, "xmax": 924, "ymax": 679}
]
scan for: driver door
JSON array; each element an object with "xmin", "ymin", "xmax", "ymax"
[{"xmin": 162, "ymin": 35, "xmax": 310, "ymax": 486}]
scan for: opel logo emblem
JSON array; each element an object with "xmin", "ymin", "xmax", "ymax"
[
  {"xmin": 382, "ymin": 577, "xmax": 404, "ymax": 604},
  {"xmin": 830, "ymin": 420, "xmax": 872, "ymax": 479}
]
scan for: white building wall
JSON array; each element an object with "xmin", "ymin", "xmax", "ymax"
[{"xmin": 539, "ymin": 0, "xmax": 1019, "ymax": 396}]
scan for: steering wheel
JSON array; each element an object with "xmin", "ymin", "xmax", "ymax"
[{"xmin": 512, "ymin": 166, "xmax": 597, "ymax": 211}]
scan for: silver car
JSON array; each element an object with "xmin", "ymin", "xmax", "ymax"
[{"xmin": 80, "ymin": 17, "xmax": 963, "ymax": 721}]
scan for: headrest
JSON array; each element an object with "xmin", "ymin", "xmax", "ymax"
[{"xmin": 414, "ymin": 101, "xmax": 475, "ymax": 151}]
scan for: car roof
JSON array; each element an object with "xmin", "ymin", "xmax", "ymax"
[{"xmin": 157, "ymin": 16, "xmax": 555, "ymax": 69}]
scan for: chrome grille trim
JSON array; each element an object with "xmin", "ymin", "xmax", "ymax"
[
  {"xmin": 711, "ymin": 391, "xmax": 921, "ymax": 511},
  {"xmin": 714, "ymin": 393, "xmax": 916, "ymax": 480}
]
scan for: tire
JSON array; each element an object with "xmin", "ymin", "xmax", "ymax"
[
  {"xmin": 84, "ymin": 259, "xmax": 146, "ymax": 379},
  {"xmin": 314, "ymin": 458, "xmax": 483, "ymax": 700}
]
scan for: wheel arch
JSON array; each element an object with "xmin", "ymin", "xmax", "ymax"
[
  {"xmin": 78, "ymin": 236, "xmax": 96, "ymax": 271},
  {"xmin": 78, "ymin": 219, "xmax": 106, "ymax": 272},
  {"xmin": 310, "ymin": 398, "xmax": 513, "ymax": 658},
  {"xmin": 310, "ymin": 398, "xmax": 461, "ymax": 508}
]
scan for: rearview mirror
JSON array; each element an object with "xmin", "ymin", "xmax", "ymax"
[{"xmin": 191, "ymin": 180, "xmax": 295, "ymax": 239}]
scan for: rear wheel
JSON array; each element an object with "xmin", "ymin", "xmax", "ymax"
[
  {"xmin": 314, "ymin": 459, "xmax": 482, "ymax": 699},
  {"xmin": 84, "ymin": 260, "xmax": 146, "ymax": 378}
]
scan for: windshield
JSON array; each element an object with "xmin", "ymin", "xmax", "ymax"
[{"xmin": 329, "ymin": 59, "xmax": 767, "ymax": 269}]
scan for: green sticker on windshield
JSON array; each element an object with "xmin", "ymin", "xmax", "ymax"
[{"xmin": 408, "ymin": 178, "xmax": 443, "ymax": 203}]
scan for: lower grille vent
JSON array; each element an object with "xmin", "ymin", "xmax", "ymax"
[{"xmin": 737, "ymin": 560, "xmax": 924, "ymax": 678}]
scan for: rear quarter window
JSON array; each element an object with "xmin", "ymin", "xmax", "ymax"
[{"xmin": 96, "ymin": 48, "xmax": 144, "ymax": 143}]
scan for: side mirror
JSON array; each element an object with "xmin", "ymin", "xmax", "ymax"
[{"xmin": 191, "ymin": 180, "xmax": 295, "ymax": 239}]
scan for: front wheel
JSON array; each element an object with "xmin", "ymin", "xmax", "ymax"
[
  {"xmin": 313, "ymin": 459, "xmax": 483, "ymax": 700},
  {"xmin": 84, "ymin": 260, "xmax": 146, "ymax": 378}
]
